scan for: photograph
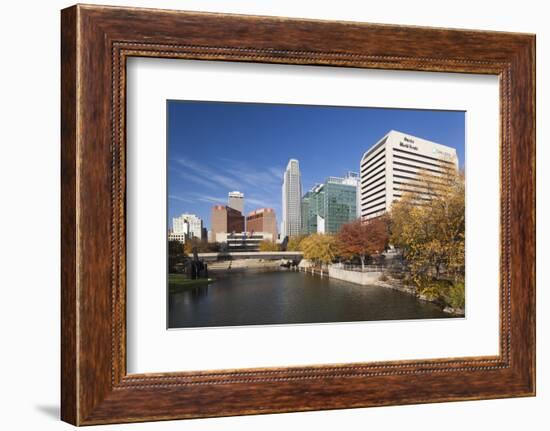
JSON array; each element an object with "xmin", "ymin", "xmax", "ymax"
[
  {"xmin": 167, "ymin": 100, "xmax": 466, "ymax": 329},
  {"xmin": 0, "ymin": 0, "xmax": 540, "ymax": 427}
]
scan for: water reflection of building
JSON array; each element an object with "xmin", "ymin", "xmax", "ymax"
[
  {"xmin": 360, "ymin": 130, "xmax": 459, "ymax": 220},
  {"xmin": 301, "ymin": 172, "xmax": 359, "ymax": 235},
  {"xmin": 246, "ymin": 208, "xmax": 277, "ymax": 242}
]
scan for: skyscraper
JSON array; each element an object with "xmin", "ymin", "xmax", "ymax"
[
  {"xmin": 360, "ymin": 130, "xmax": 459, "ymax": 220},
  {"xmin": 301, "ymin": 172, "xmax": 359, "ymax": 235},
  {"xmin": 172, "ymin": 213, "xmax": 203, "ymax": 239},
  {"xmin": 227, "ymin": 191, "xmax": 244, "ymax": 214},
  {"xmin": 282, "ymin": 159, "xmax": 302, "ymax": 238}
]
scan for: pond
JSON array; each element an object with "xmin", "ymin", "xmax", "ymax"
[{"xmin": 168, "ymin": 269, "xmax": 453, "ymax": 329}]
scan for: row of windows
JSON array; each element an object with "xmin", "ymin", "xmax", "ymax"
[
  {"xmin": 393, "ymin": 193, "xmax": 434, "ymax": 202},
  {"xmin": 392, "ymin": 198, "xmax": 429, "ymax": 207},
  {"xmin": 361, "ymin": 184, "xmax": 385, "ymax": 201},
  {"xmin": 361, "ymin": 172, "xmax": 385, "ymax": 192},
  {"xmin": 361, "ymin": 171, "xmax": 452, "ymax": 200},
  {"xmin": 393, "ymin": 160, "xmax": 448, "ymax": 175},
  {"xmin": 393, "ymin": 153, "xmax": 453, "ymax": 170},
  {"xmin": 393, "ymin": 147, "xmax": 455, "ymax": 165},
  {"xmin": 361, "ymin": 164, "xmax": 385, "ymax": 185},
  {"xmin": 393, "ymin": 187, "xmax": 442, "ymax": 198},
  {"xmin": 361, "ymin": 193, "xmax": 385, "ymax": 208},
  {"xmin": 393, "ymin": 180, "xmax": 444, "ymax": 194},
  {"xmin": 360, "ymin": 160, "xmax": 385, "ymax": 182},
  {"xmin": 361, "ymin": 197, "xmax": 386, "ymax": 212},
  {"xmin": 393, "ymin": 173, "xmax": 448, "ymax": 188},
  {"xmin": 361, "ymin": 183, "xmax": 385, "ymax": 202},
  {"xmin": 360, "ymin": 148, "xmax": 385, "ymax": 172},
  {"xmin": 361, "ymin": 205, "xmax": 386, "ymax": 218},
  {"xmin": 227, "ymin": 240, "xmax": 263, "ymax": 244},
  {"xmin": 360, "ymin": 137, "xmax": 388, "ymax": 163},
  {"xmin": 393, "ymin": 166, "xmax": 419, "ymax": 176},
  {"xmin": 361, "ymin": 158, "xmax": 385, "ymax": 181}
]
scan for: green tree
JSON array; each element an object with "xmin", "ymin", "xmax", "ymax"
[{"xmin": 168, "ymin": 240, "xmax": 186, "ymax": 273}]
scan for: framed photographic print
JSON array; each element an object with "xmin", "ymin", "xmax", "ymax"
[{"xmin": 61, "ymin": 4, "xmax": 536, "ymax": 425}]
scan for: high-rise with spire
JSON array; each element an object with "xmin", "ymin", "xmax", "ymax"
[{"xmin": 281, "ymin": 159, "xmax": 302, "ymax": 238}]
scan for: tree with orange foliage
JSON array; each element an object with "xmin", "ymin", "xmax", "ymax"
[
  {"xmin": 390, "ymin": 167, "xmax": 465, "ymax": 283},
  {"xmin": 337, "ymin": 217, "xmax": 389, "ymax": 270}
]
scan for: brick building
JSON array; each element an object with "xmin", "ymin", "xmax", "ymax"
[
  {"xmin": 246, "ymin": 208, "xmax": 277, "ymax": 242},
  {"xmin": 210, "ymin": 205, "xmax": 245, "ymax": 241}
]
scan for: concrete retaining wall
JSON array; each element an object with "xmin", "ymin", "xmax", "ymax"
[
  {"xmin": 328, "ymin": 266, "xmax": 382, "ymax": 285},
  {"xmin": 298, "ymin": 259, "xmax": 314, "ymax": 269}
]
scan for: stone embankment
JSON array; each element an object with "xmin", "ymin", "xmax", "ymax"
[
  {"xmin": 324, "ymin": 263, "xmax": 464, "ymax": 316},
  {"xmin": 328, "ymin": 266, "xmax": 383, "ymax": 285},
  {"xmin": 375, "ymin": 278, "xmax": 464, "ymax": 316}
]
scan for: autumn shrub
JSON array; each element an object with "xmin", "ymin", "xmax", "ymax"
[
  {"xmin": 416, "ymin": 278, "xmax": 465, "ymax": 310},
  {"xmin": 379, "ymin": 273, "xmax": 389, "ymax": 282},
  {"xmin": 416, "ymin": 278, "xmax": 446, "ymax": 299},
  {"xmin": 442, "ymin": 281, "xmax": 465, "ymax": 310}
]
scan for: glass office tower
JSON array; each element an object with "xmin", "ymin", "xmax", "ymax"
[{"xmin": 301, "ymin": 172, "xmax": 359, "ymax": 235}]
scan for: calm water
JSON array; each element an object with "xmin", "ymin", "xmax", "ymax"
[{"xmin": 168, "ymin": 269, "xmax": 452, "ymax": 329}]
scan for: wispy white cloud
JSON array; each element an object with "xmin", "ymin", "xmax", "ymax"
[
  {"xmin": 194, "ymin": 194, "xmax": 227, "ymax": 205},
  {"xmin": 174, "ymin": 158, "xmax": 242, "ymax": 190},
  {"xmin": 267, "ymin": 166, "xmax": 283, "ymax": 181},
  {"xmin": 246, "ymin": 197, "xmax": 277, "ymax": 209},
  {"xmin": 217, "ymin": 158, "xmax": 282, "ymax": 190},
  {"xmin": 169, "ymin": 157, "xmax": 285, "ymax": 221},
  {"xmin": 240, "ymin": 171, "xmax": 279, "ymax": 188},
  {"xmin": 173, "ymin": 169, "xmax": 219, "ymax": 190},
  {"xmin": 168, "ymin": 194, "xmax": 194, "ymax": 203}
]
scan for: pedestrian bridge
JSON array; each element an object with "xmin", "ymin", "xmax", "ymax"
[{"xmin": 197, "ymin": 251, "xmax": 303, "ymax": 262}]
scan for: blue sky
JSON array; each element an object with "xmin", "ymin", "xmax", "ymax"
[{"xmin": 167, "ymin": 100, "xmax": 465, "ymax": 231}]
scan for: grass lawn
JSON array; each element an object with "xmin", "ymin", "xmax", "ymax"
[{"xmin": 168, "ymin": 273, "xmax": 213, "ymax": 292}]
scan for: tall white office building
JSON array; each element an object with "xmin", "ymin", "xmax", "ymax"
[
  {"xmin": 282, "ymin": 159, "xmax": 302, "ymax": 237},
  {"xmin": 227, "ymin": 191, "xmax": 244, "ymax": 214},
  {"xmin": 360, "ymin": 130, "xmax": 459, "ymax": 220},
  {"xmin": 172, "ymin": 213, "xmax": 203, "ymax": 239}
]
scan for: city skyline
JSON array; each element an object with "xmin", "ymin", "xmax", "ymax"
[{"xmin": 167, "ymin": 100, "xmax": 465, "ymax": 231}]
